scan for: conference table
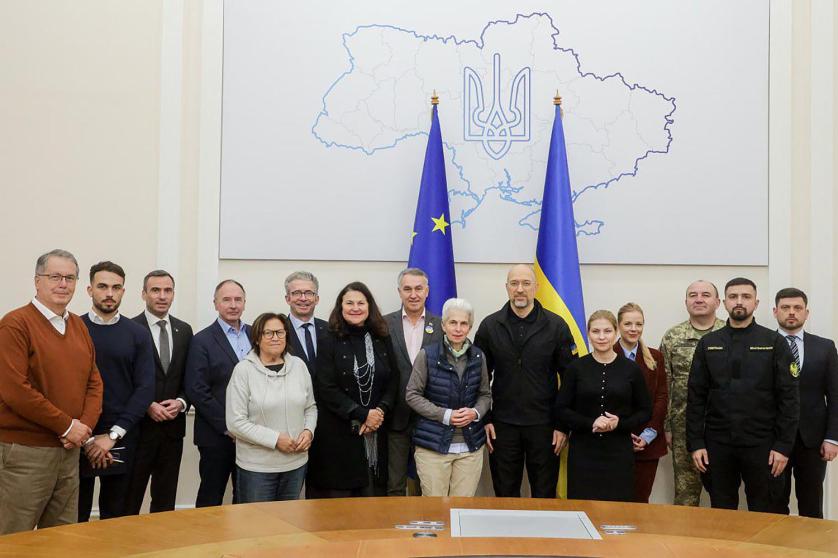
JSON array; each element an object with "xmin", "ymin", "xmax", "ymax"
[{"xmin": 1, "ymin": 497, "xmax": 836, "ymax": 557}]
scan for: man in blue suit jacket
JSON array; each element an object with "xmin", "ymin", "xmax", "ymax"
[
  {"xmin": 185, "ymin": 279, "xmax": 251, "ymax": 507},
  {"xmin": 773, "ymin": 288, "xmax": 838, "ymax": 518}
]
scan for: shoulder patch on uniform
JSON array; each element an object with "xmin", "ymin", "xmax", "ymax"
[
  {"xmin": 705, "ymin": 346, "xmax": 725, "ymax": 351},
  {"xmin": 749, "ymin": 346, "xmax": 773, "ymax": 351},
  {"xmin": 790, "ymin": 362, "xmax": 800, "ymax": 378}
]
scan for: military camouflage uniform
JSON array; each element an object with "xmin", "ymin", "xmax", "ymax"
[{"xmin": 659, "ymin": 318, "xmax": 725, "ymax": 506}]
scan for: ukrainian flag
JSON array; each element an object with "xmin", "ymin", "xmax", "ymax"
[{"xmin": 535, "ymin": 97, "xmax": 588, "ymax": 498}]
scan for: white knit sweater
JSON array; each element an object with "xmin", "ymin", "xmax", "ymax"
[{"xmin": 225, "ymin": 352, "xmax": 317, "ymax": 473}]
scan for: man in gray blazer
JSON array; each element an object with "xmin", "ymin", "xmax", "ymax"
[{"xmin": 384, "ymin": 268, "xmax": 443, "ymax": 496}]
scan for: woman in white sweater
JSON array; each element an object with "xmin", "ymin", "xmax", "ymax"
[{"xmin": 226, "ymin": 312, "xmax": 317, "ymax": 502}]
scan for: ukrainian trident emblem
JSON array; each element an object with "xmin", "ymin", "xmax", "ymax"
[{"xmin": 463, "ymin": 53, "xmax": 531, "ymax": 160}]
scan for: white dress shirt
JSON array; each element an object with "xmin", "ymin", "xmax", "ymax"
[
  {"xmin": 31, "ymin": 297, "xmax": 69, "ymax": 335},
  {"xmin": 779, "ymin": 327, "xmax": 805, "ymax": 368},
  {"xmin": 289, "ymin": 313, "xmax": 318, "ymax": 360}
]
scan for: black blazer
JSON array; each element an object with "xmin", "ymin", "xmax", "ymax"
[
  {"xmin": 307, "ymin": 329, "xmax": 399, "ymax": 490},
  {"xmin": 384, "ymin": 310, "xmax": 443, "ymax": 432},
  {"xmin": 184, "ymin": 320, "xmax": 251, "ymax": 447},
  {"xmin": 286, "ymin": 317, "xmax": 328, "ymax": 377},
  {"xmin": 799, "ymin": 332, "xmax": 838, "ymax": 448},
  {"xmin": 133, "ymin": 313, "xmax": 193, "ymax": 439}
]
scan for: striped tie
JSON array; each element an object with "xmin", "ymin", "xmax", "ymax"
[{"xmin": 786, "ymin": 335, "xmax": 800, "ymax": 369}]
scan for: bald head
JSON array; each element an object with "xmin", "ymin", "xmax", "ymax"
[
  {"xmin": 685, "ymin": 279, "xmax": 720, "ymax": 320},
  {"xmin": 506, "ymin": 264, "xmax": 538, "ymax": 316}
]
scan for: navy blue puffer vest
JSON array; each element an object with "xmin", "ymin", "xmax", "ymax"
[{"xmin": 412, "ymin": 342, "xmax": 487, "ymax": 453}]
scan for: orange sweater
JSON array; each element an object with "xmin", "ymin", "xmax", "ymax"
[{"xmin": 0, "ymin": 303, "xmax": 103, "ymax": 446}]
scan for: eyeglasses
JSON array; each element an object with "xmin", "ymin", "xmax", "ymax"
[
  {"xmin": 289, "ymin": 290, "xmax": 317, "ymax": 299},
  {"xmin": 262, "ymin": 329, "xmax": 287, "ymax": 339},
  {"xmin": 36, "ymin": 273, "xmax": 78, "ymax": 284},
  {"xmin": 507, "ymin": 280, "xmax": 533, "ymax": 289}
]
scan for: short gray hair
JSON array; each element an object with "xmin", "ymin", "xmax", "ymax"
[
  {"xmin": 397, "ymin": 267, "xmax": 428, "ymax": 288},
  {"xmin": 284, "ymin": 271, "xmax": 319, "ymax": 294},
  {"xmin": 441, "ymin": 298, "xmax": 474, "ymax": 326},
  {"xmin": 35, "ymin": 249, "xmax": 79, "ymax": 276}
]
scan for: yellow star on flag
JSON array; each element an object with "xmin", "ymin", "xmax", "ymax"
[{"xmin": 431, "ymin": 213, "xmax": 450, "ymax": 235}]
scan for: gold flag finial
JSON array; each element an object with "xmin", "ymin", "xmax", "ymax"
[
  {"xmin": 431, "ymin": 90, "xmax": 439, "ymax": 105},
  {"xmin": 554, "ymin": 90, "xmax": 564, "ymax": 118}
]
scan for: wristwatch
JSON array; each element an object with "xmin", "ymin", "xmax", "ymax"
[{"xmin": 108, "ymin": 430, "xmax": 120, "ymax": 441}]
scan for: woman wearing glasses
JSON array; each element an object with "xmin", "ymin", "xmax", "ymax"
[
  {"xmin": 306, "ymin": 282, "xmax": 398, "ymax": 498},
  {"xmin": 225, "ymin": 312, "xmax": 317, "ymax": 502}
]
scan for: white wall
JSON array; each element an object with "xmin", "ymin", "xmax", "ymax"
[{"xmin": 1, "ymin": 0, "xmax": 836, "ymax": 517}]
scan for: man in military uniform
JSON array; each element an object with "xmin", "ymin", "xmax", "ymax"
[
  {"xmin": 686, "ymin": 277, "xmax": 799, "ymax": 512},
  {"xmin": 659, "ymin": 280, "xmax": 724, "ymax": 506}
]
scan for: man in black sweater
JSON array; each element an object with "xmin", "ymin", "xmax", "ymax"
[
  {"xmin": 78, "ymin": 261, "xmax": 154, "ymax": 520},
  {"xmin": 687, "ymin": 277, "xmax": 799, "ymax": 513},
  {"xmin": 474, "ymin": 264, "xmax": 576, "ymax": 498}
]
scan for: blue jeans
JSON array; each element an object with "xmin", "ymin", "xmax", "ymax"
[{"xmin": 236, "ymin": 464, "xmax": 307, "ymax": 503}]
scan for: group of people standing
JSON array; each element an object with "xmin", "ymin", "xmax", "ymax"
[{"xmin": 0, "ymin": 250, "xmax": 835, "ymax": 536}]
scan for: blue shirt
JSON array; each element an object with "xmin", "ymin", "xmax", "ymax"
[{"xmin": 217, "ymin": 317, "xmax": 251, "ymax": 361}]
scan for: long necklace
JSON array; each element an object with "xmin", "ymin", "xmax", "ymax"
[{"xmin": 353, "ymin": 333, "xmax": 376, "ymax": 407}]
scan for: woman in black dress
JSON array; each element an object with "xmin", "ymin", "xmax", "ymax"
[
  {"xmin": 557, "ymin": 309, "xmax": 652, "ymax": 502},
  {"xmin": 305, "ymin": 282, "xmax": 398, "ymax": 498}
]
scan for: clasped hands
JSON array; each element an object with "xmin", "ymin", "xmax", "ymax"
[
  {"xmin": 592, "ymin": 412, "xmax": 619, "ymax": 433},
  {"xmin": 147, "ymin": 399, "xmax": 184, "ymax": 422},
  {"xmin": 358, "ymin": 407, "xmax": 385, "ymax": 435},
  {"xmin": 449, "ymin": 407, "xmax": 478, "ymax": 428},
  {"xmin": 58, "ymin": 419, "xmax": 92, "ymax": 450},
  {"xmin": 276, "ymin": 429, "xmax": 314, "ymax": 453},
  {"xmin": 83, "ymin": 434, "xmax": 118, "ymax": 469}
]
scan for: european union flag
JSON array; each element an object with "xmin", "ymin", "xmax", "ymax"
[
  {"xmin": 534, "ymin": 99, "xmax": 588, "ymax": 354},
  {"xmin": 408, "ymin": 102, "xmax": 457, "ymax": 315}
]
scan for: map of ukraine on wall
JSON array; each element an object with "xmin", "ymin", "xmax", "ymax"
[{"xmin": 311, "ymin": 13, "xmax": 675, "ymax": 237}]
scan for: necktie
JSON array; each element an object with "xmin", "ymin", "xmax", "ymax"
[
  {"xmin": 786, "ymin": 334, "xmax": 800, "ymax": 369},
  {"xmin": 158, "ymin": 320, "xmax": 171, "ymax": 373},
  {"xmin": 302, "ymin": 322, "xmax": 316, "ymax": 362}
]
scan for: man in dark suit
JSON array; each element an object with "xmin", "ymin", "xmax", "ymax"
[
  {"xmin": 284, "ymin": 271, "xmax": 327, "ymax": 377},
  {"xmin": 185, "ymin": 279, "xmax": 251, "ymax": 507},
  {"xmin": 125, "ymin": 270, "xmax": 193, "ymax": 514},
  {"xmin": 773, "ymin": 287, "xmax": 838, "ymax": 518},
  {"xmin": 383, "ymin": 268, "xmax": 443, "ymax": 496}
]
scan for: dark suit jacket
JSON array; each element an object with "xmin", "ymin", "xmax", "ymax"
[
  {"xmin": 798, "ymin": 332, "xmax": 838, "ymax": 448},
  {"xmin": 384, "ymin": 309, "xmax": 443, "ymax": 432},
  {"xmin": 133, "ymin": 313, "xmax": 194, "ymax": 439},
  {"xmin": 287, "ymin": 316, "xmax": 328, "ymax": 377},
  {"xmin": 614, "ymin": 342, "xmax": 668, "ymax": 460},
  {"xmin": 184, "ymin": 320, "xmax": 251, "ymax": 447}
]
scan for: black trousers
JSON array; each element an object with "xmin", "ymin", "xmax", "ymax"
[
  {"xmin": 488, "ymin": 421, "xmax": 558, "ymax": 498},
  {"xmin": 78, "ymin": 473, "xmax": 131, "ymax": 521},
  {"xmin": 387, "ymin": 428, "xmax": 411, "ymax": 496},
  {"xmin": 779, "ymin": 433, "xmax": 827, "ymax": 518},
  {"xmin": 125, "ymin": 431, "xmax": 184, "ymax": 514},
  {"xmin": 703, "ymin": 438, "xmax": 785, "ymax": 513},
  {"xmin": 196, "ymin": 443, "xmax": 237, "ymax": 507}
]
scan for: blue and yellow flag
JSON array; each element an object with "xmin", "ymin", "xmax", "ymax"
[
  {"xmin": 535, "ymin": 98, "xmax": 588, "ymax": 499},
  {"xmin": 408, "ymin": 102, "xmax": 457, "ymax": 314}
]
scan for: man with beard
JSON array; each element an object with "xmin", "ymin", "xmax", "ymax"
[
  {"xmin": 78, "ymin": 261, "xmax": 155, "ymax": 520},
  {"xmin": 474, "ymin": 264, "xmax": 576, "ymax": 498},
  {"xmin": 772, "ymin": 288, "xmax": 838, "ymax": 518},
  {"xmin": 687, "ymin": 277, "xmax": 799, "ymax": 512}
]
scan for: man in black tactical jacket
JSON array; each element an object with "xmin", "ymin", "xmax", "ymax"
[{"xmin": 687, "ymin": 277, "xmax": 799, "ymax": 513}]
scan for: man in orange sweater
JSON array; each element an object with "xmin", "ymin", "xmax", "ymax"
[{"xmin": 0, "ymin": 249, "xmax": 103, "ymax": 534}]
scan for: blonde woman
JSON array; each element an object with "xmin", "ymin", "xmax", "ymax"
[
  {"xmin": 556, "ymin": 310, "xmax": 652, "ymax": 502},
  {"xmin": 616, "ymin": 303, "xmax": 668, "ymax": 503}
]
